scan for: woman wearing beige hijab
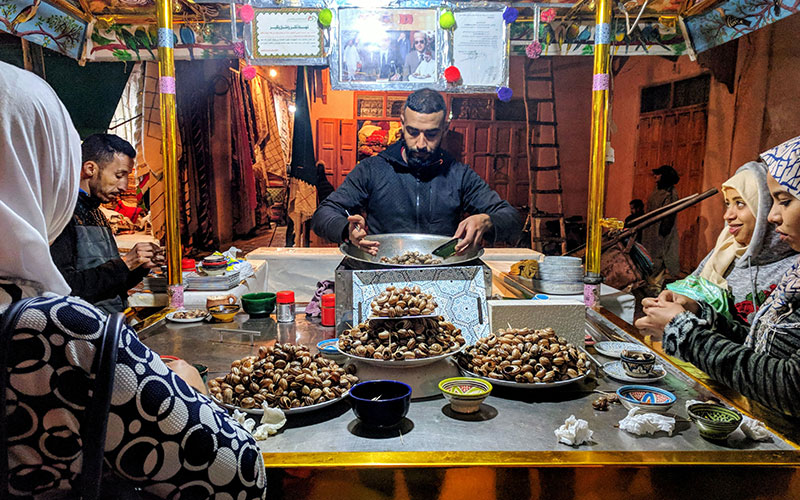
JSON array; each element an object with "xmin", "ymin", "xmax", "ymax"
[{"xmin": 690, "ymin": 161, "xmax": 796, "ymax": 321}]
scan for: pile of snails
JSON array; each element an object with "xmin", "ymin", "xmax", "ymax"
[
  {"xmin": 338, "ymin": 316, "xmax": 465, "ymax": 361},
  {"xmin": 380, "ymin": 251, "xmax": 442, "ymax": 265},
  {"xmin": 459, "ymin": 327, "xmax": 589, "ymax": 383},
  {"xmin": 370, "ymin": 285, "xmax": 438, "ymax": 317},
  {"xmin": 208, "ymin": 343, "xmax": 357, "ymax": 410}
]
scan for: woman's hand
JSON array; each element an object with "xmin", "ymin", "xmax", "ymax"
[
  {"xmin": 635, "ymin": 290, "xmax": 697, "ymax": 337},
  {"xmin": 164, "ymin": 359, "xmax": 207, "ymax": 395}
]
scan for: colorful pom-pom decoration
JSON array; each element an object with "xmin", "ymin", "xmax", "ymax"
[
  {"xmin": 541, "ymin": 8, "xmax": 557, "ymax": 23},
  {"xmin": 497, "ymin": 87, "xmax": 513, "ymax": 102},
  {"xmin": 238, "ymin": 4, "xmax": 255, "ymax": 23},
  {"xmin": 525, "ymin": 41, "xmax": 543, "ymax": 59},
  {"xmin": 439, "ymin": 10, "xmax": 456, "ymax": 29},
  {"xmin": 242, "ymin": 65, "xmax": 257, "ymax": 81},
  {"xmin": 318, "ymin": 8, "xmax": 333, "ymax": 27},
  {"xmin": 503, "ymin": 7, "xmax": 519, "ymax": 24},
  {"xmin": 444, "ymin": 65, "xmax": 461, "ymax": 84}
]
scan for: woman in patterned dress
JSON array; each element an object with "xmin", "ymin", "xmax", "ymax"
[
  {"xmin": 636, "ymin": 134, "xmax": 800, "ymax": 417},
  {"xmin": 0, "ymin": 61, "xmax": 266, "ymax": 498}
]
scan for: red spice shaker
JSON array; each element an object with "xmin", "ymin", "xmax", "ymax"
[{"xmin": 321, "ymin": 293, "xmax": 336, "ymax": 327}]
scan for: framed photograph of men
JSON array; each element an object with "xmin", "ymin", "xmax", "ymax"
[{"xmin": 331, "ymin": 7, "xmax": 441, "ymax": 90}]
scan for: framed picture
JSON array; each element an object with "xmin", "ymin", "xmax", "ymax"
[
  {"xmin": 0, "ymin": 0, "xmax": 88, "ymax": 60},
  {"xmin": 331, "ymin": 7, "xmax": 441, "ymax": 91},
  {"xmin": 251, "ymin": 8, "xmax": 324, "ymax": 59}
]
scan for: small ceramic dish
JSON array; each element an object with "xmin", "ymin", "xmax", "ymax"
[
  {"xmin": 603, "ymin": 361, "xmax": 666, "ymax": 383},
  {"xmin": 616, "ymin": 385, "xmax": 677, "ymax": 413},
  {"xmin": 620, "ymin": 349, "xmax": 656, "ymax": 378},
  {"xmin": 438, "ymin": 377, "xmax": 492, "ymax": 414},
  {"xmin": 201, "ymin": 266, "xmax": 227, "ymax": 276},
  {"xmin": 687, "ymin": 403, "xmax": 743, "ymax": 440},
  {"xmin": 593, "ymin": 341, "xmax": 644, "ymax": 358},
  {"xmin": 208, "ymin": 304, "xmax": 240, "ymax": 322},
  {"xmin": 317, "ymin": 339, "xmax": 347, "ymax": 364}
]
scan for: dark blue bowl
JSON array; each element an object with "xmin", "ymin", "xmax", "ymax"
[{"xmin": 349, "ymin": 380, "xmax": 412, "ymax": 428}]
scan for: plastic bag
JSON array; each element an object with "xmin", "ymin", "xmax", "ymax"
[{"xmin": 666, "ymin": 275, "xmax": 733, "ymax": 321}]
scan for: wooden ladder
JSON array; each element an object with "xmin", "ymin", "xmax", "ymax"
[{"xmin": 524, "ymin": 57, "xmax": 567, "ymax": 254}]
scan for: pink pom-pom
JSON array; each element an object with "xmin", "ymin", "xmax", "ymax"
[
  {"xmin": 242, "ymin": 65, "xmax": 257, "ymax": 81},
  {"xmin": 239, "ymin": 4, "xmax": 255, "ymax": 23},
  {"xmin": 525, "ymin": 41, "xmax": 543, "ymax": 59},
  {"xmin": 541, "ymin": 8, "xmax": 556, "ymax": 23}
]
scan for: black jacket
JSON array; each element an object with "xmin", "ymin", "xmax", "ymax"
[
  {"xmin": 311, "ymin": 141, "xmax": 522, "ymax": 244},
  {"xmin": 50, "ymin": 193, "xmax": 148, "ymax": 313}
]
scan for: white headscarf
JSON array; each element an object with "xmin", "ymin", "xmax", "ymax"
[{"xmin": 0, "ymin": 61, "xmax": 81, "ymax": 295}]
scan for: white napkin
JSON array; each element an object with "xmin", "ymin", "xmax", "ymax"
[
  {"xmin": 619, "ymin": 407, "xmax": 675, "ymax": 436},
  {"xmin": 251, "ymin": 403, "xmax": 288, "ymax": 441},
  {"xmin": 739, "ymin": 415, "xmax": 771, "ymax": 441},
  {"xmin": 554, "ymin": 415, "xmax": 593, "ymax": 446}
]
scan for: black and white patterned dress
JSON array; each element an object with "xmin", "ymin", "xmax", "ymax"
[{"xmin": 2, "ymin": 285, "xmax": 266, "ymax": 499}]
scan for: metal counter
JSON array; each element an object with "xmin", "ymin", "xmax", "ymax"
[{"xmin": 137, "ymin": 309, "xmax": 799, "ymax": 468}]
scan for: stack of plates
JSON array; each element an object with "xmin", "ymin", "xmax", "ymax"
[
  {"xmin": 142, "ymin": 271, "xmax": 241, "ymax": 292},
  {"xmin": 532, "ymin": 256, "xmax": 584, "ymax": 295}
]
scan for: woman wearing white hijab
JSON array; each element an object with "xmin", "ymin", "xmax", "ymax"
[
  {"xmin": 0, "ymin": 61, "xmax": 266, "ymax": 498},
  {"xmin": 684, "ymin": 161, "xmax": 795, "ymax": 321},
  {"xmin": 636, "ymin": 134, "xmax": 800, "ymax": 417}
]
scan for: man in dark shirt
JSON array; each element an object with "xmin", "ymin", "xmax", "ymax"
[
  {"xmin": 311, "ymin": 89, "xmax": 522, "ymax": 255},
  {"xmin": 50, "ymin": 134, "xmax": 163, "ymax": 313},
  {"xmin": 625, "ymin": 198, "xmax": 645, "ymax": 243}
]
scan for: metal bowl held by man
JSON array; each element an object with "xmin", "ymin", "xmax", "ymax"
[{"xmin": 340, "ymin": 233, "xmax": 483, "ymax": 268}]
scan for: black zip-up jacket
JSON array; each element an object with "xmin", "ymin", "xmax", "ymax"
[
  {"xmin": 311, "ymin": 141, "xmax": 523, "ymax": 244},
  {"xmin": 50, "ymin": 192, "xmax": 149, "ymax": 312}
]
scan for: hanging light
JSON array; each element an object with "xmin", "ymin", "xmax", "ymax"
[
  {"xmin": 269, "ymin": 68, "xmax": 278, "ymax": 78},
  {"xmin": 288, "ymin": 104, "xmax": 297, "ymax": 113}
]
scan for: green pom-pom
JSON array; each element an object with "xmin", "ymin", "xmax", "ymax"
[
  {"xmin": 439, "ymin": 11, "xmax": 455, "ymax": 30},
  {"xmin": 319, "ymin": 8, "xmax": 333, "ymax": 27}
]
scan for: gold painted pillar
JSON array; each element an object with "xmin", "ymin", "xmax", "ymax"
[
  {"xmin": 584, "ymin": 0, "xmax": 612, "ymax": 307},
  {"xmin": 156, "ymin": 0, "xmax": 182, "ymax": 291}
]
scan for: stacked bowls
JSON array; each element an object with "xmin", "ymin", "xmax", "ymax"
[{"xmin": 532, "ymin": 256, "xmax": 584, "ymax": 294}]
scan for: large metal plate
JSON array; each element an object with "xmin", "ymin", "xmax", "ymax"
[
  {"xmin": 459, "ymin": 368, "xmax": 588, "ymax": 390},
  {"xmin": 340, "ymin": 233, "xmax": 484, "ymax": 268},
  {"xmin": 337, "ymin": 343, "xmax": 466, "ymax": 369}
]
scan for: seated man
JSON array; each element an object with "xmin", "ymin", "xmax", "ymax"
[
  {"xmin": 50, "ymin": 134, "xmax": 163, "ymax": 313},
  {"xmin": 311, "ymin": 88, "xmax": 522, "ymax": 255}
]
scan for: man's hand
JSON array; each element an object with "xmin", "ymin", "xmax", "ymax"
[
  {"xmin": 164, "ymin": 359, "xmax": 207, "ymax": 395},
  {"xmin": 347, "ymin": 215, "xmax": 380, "ymax": 256},
  {"xmin": 122, "ymin": 242, "xmax": 163, "ymax": 271},
  {"xmin": 453, "ymin": 214, "xmax": 493, "ymax": 255}
]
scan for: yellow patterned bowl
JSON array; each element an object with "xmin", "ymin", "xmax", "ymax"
[
  {"xmin": 208, "ymin": 304, "xmax": 240, "ymax": 322},
  {"xmin": 438, "ymin": 377, "xmax": 493, "ymax": 414}
]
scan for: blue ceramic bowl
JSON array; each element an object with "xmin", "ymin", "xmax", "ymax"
[
  {"xmin": 349, "ymin": 380, "xmax": 412, "ymax": 427},
  {"xmin": 616, "ymin": 385, "xmax": 676, "ymax": 413},
  {"xmin": 317, "ymin": 339, "xmax": 347, "ymax": 364}
]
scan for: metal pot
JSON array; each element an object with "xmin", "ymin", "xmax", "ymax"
[{"xmin": 339, "ymin": 233, "xmax": 484, "ymax": 268}]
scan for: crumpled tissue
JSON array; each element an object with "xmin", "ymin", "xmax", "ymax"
[
  {"xmin": 554, "ymin": 415, "xmax": 593, "ymax": 446},
  {"xmin": 251, "ymin": 404, "xmax": 287, "ymax": 441},
  {"xmin": 740, "ymin": 416, "xmax": 770, "ymax": 441},
  {"xmin": 618, "ymin": 407, "xmax": 675, "ymax": 436}
]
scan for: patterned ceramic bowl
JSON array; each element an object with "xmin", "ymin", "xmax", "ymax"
[
  {"xmin": 438, "ymin": 377, "xmax": 493, "ymax": 414},
  {"xmin": 616, "ymin": 385, "xmax": 677, "ymax": 413},
  {"xmin": 620, "ymin": 350, "xmax": 656, "ymax": 378},
  {"xmin": 687, "ymin": 403, "xmax": 743, "ymax": 440},
  {"xmin": 208, "ymin": 304, "xmax": 240, "ymax": 322}
]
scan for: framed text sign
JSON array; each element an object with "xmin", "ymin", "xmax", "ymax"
[{"xmin": 252, "ymin": 8, "xmax": 324, "ymax": 59}]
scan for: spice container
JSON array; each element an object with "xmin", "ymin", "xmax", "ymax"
[
  {"xmin": 321, "ymin": 293, "xmax": 336, "ymax": 327},
  {"xmin": 276, "ymin": 290, "xmax": 296, "ymax": 323}
]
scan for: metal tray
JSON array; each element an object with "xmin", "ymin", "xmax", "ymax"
[
  {"xmin": 211, "ymin": 392, "xmax": 349, "ymax": 416},
  {"xmin": 337, "ymin": 343, "xmax": 466, "ymax": 369},
  {"xmin": 459, "ymin": 367, "xmax": 588, "ymax": 390},
  {"xmin": 340, "ymin": 233, "xmax": 484, "ymax": 268}
]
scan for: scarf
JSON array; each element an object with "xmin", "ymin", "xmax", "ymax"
[
  {"xmin": 699, "ymin": 168, "xmax": 760, "ymax": 287},
  {"xmin": 746, "ymin": 135, "xmax": 800, "ymax": 350},
  {"xmin": 0, "ymin": 61, "xmax": 81, "ymax": 296}
]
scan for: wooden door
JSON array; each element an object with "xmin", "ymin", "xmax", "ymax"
[
  {"xmin": 339, "ymin": 119, "xmax": 358, "ymax": 187},
  {"xmin": 317, "ymin": 118, "xmax": 338, "ymax": 186},
  {"xmin": 635, "ymin": 105, "xmax": 707, "ymax": 272},
  {"xmin": 490, "ymin": 124, "xmax": 515, "ymax": 203}
]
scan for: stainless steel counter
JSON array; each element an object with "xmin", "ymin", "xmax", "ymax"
[{"xmin": 137, "ymin": 309, "xmax": 798, "ymax": 468}]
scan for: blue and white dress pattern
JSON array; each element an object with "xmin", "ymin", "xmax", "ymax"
[{"xmin": 3, "ymin": 290, "xmax": 266, "ymax": 499}]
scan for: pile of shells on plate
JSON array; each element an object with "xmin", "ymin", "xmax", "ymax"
[
  {"xmin": 208, "ymin": 343, "xmax": 358, "ymax": 410},
  {"xmin": 370, "ymin": 285, "xmax": 438, "ymax": 317},
  {"xmin": 338, "ymin": 316, "xmax": 466, "ymax": 361},
  {"xmin": 458, "ymin": 327, "xmax": 589, "ymax": 383},
  {"xmin": 380, "ymin": 251, "xmax": 442, "ymax": 266}
]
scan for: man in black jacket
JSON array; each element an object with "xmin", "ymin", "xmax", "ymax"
[
  {"xmin": 50, "ymin": 134, "xmax": 163, "ymax": 313},
  {"xmin": 311, "ymin": 89, "xmax": 522, "ymax": 255}
]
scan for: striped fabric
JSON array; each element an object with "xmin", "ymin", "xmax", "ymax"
[{"xmin": 664, "ymin": 294, "xmax": 800, "ymax": 417}]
